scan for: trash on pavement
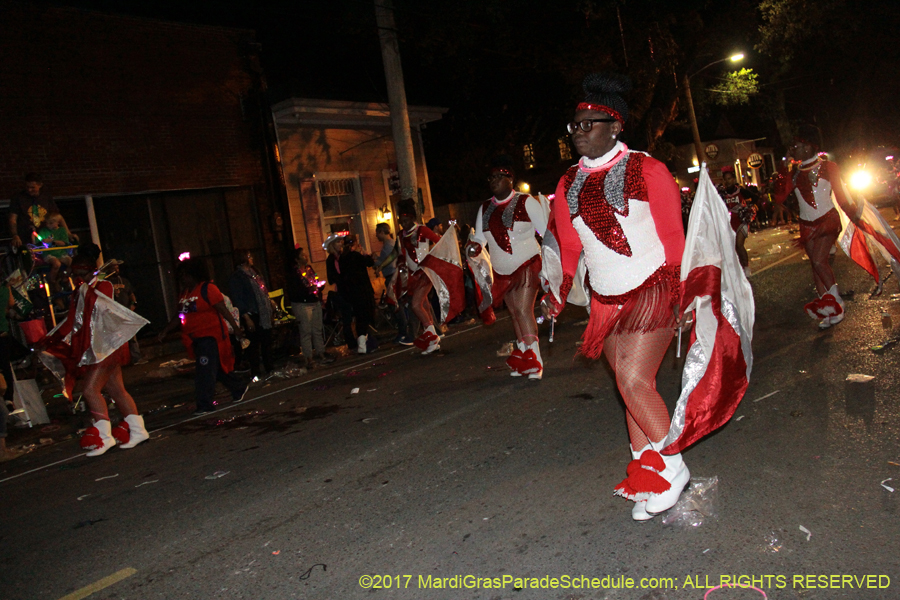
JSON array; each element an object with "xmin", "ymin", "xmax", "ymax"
[
  {"xmin": 799, "ymin": 525, "xmax": 812, "ymax": 541},
  {"xmin": 160, "ymin": 358, "xmax": 195, "ymax": 368},
  {"xmin": 350, "ymin": 388, "xmax": 359, "ymax": 394},
  {"xmin": 882, "ymin": 478, "xmax": 895, "ymax": 492},
  {"xmin": 205, "ymin": 471, "xmax": 230, "ymax": 480},
  {"xmin": 767, "ymin": 244, "xmax": 783, "ymax": 254},
  {"xmin": 95, "ymin": 474, "xmax": 119, "ymax": 481},
  {"xmin": 846, "ymin": 374, "xmax": 875, "ymax": 382},
  {"xmin": 77, "ymin": 494, "xmax": 90, "ymax": 501},
  {"xmin": 496, "ymin": 342, "xmax": 514, "ymax": 357},
  {"xmin": 662, "ymin": 476, "xmax": 718, "ymax": 527},
  {"xmin": 299, "ymin": 563, "xmax": 327, "ymax": 580},
  {"xmin": 763, "ymin": 531, "xmax": 783, "ymax": 553},
  {"xmin": 266, "ymin": 365, "xmax": 308, "ymax": 381},
  {"xmin": 135, "ymin": 480, "xmax": 158, "ymax": 488},
  {"xmin": 752, "ymin": 390, "xmax": 780, "ymax": 402}
]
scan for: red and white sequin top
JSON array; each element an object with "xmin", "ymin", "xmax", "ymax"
[
  {"xmin": 471, "ymin": 191, "xmax": 548, "ymax": 275},
  {"xmin": 776, "ymin": 156, "xmax": 853, "ymax": 223},
  {"xmin": 550, "ymin": 142, "xmax": 684, "ymax": 301},
  {"xmin": 399, "ymin": 224, "xmax": 441, "ymax": 272}
]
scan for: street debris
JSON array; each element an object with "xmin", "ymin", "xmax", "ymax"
[
  {"xmin": 299, "ymin": 563, "xmax": 327, "ymax": 580},
  {"xmin": 160, "ymin": 358, "xmax": 195, "ymax": 368},
  {"xmin": 496, "ymin": 342, "xmax": 514, "ymax": 357},
  {"xmin": 361, "ymin": 418, "xmax": 378, "ymax": 423},
  {"xmin": 752, "ymin": 390, "xmax": 780, "ymax": 402},
  {"xmin": 735, "ymin": 415, "xmax": 745, "ymax": 421},
  {"xmin": 881, "ymin": 478, "xmax": 895, "ymax": 493},
  {"xmin": 767, "ymin": 244, "xmax": 783, "ymax": 254},
  {"xmin": 846, "ymin": 374, "xmax": 875, "ymax": 383},
  {"xmin": 799, "ymin": 525, "xmax": 812, "ymax": 541},
  {"xmin": 377, "ymin": 370, "xmax": 394, "ymax": 378},
  {"xmin": 77, "ymin": 494, "xmax": 90, "ymax": 501},
  {"xmin": 662, "ymin": 476, "xmax": 718, "ymax": 527},
  {"xmin": 272, "ymin": 550, "xmax": 280, "ymax": 555},
  {"xmin": 95, "ymin": 474, "xmax": 118, "ymax": 481},
  {"xmin": 266, "ymin": 365, "xmax": 308, "ymax": 381},
  {"xmin": 870, "ymin": 335, "xmax": 900, "ymax": 353},
  {"xmin": 135, "ymin": 480, "xmax": 159, "ymax": 488},
  {"xmin": 763, "ymin": 531, "xmax": 783, "ymax": 553},
  {"xmin": 350, "ymin": 388, "xmax": 359, "ymax": 394},
  {"xmin": 205, "ymin": 471, "xmax": 230, "ymax": 480}
]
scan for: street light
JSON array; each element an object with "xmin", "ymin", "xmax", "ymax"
[{"xmin": 684, "ymin": 53, "xmax": 745, "ymax": 166}]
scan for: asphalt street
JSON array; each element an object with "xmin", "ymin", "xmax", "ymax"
[{"xmin": 1, "ymin": 223, "xmax": 899, "ymax": 600}]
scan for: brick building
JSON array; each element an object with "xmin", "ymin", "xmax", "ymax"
[
  {"xmin": 0, "ymin": 2, "xmax": 289, "ymax": 329},
  {"xmin": 272, "ymin": 99, "xmax": 446, "ymax": 282}
]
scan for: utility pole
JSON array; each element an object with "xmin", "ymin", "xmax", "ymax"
[
  {"xmin": 684, "ymin": 74, "xmax": 704, "ymax": 167},
  {"xmin": 374, "ymin": 0, "xmax": 419, "ymax": 211}
]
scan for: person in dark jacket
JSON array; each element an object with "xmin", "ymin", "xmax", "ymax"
[
  {"xmin": 228, "ymin": 250, "xmax": 274, "ymax": 378},
  {"xmin": 287, "ymin": 247, "xmax": 334, "ymax": 367},
  {"xmin": 339, "ymin": 235, "xmax": 376, "ymax": 354}
]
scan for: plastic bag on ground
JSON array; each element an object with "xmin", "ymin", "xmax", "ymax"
[{"xmin": 662, "ymin": 476, "xmax": 719, "ymax": 527}]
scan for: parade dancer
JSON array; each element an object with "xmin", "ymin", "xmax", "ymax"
[
  {"xmin": 41, "ymin": 258, "xmax": 150, "ymax": 456},
  {"xmin": 468, "ymin": 157, "xmax": 548, "ymax": 379},
  {"xmin": 718, "ymin": 167, "xmax": 754, "ymax": 276},
  {"xmin": 541, "ymin": 73, "xmax": 688, "ymax": 520},
  {"xmin": 774, "ymin": 125, "xmax": 858, "ymax": 329},
  {"xmin": 396, "ymin": 200, "xmax": 444, "ymax": 354}
]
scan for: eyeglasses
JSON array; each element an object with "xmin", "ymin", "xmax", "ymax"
[{"xmin": 567, "ymin": 118, "xmax": 617, "ymax": 134}]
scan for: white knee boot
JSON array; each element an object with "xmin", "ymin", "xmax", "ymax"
[
  {"xmin": 83, "ymin": 420, "xmax": 116, "ymax": 457},
  {"xmin": 116, "ymin": 414, "xmax": 150, "ymax": 449}
]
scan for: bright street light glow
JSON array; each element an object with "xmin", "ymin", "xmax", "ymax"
[
  {"xmin": 520, "ymin": 182, "xmax": 531, "ymax": 193},
  {"xmin": 849, "ymin": 169, "xmax": 873, "ymax": 191},
  {"xmin": 730, "ymin": 53, "xmax": 744, "ymax": 61}
]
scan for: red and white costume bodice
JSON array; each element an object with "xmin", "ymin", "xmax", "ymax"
[
  {"xmin": 399, "ymin": 224, "xmax": 440, "ymax": 272},
  {"xmin": 551, "ymin": 142, "xmax": 684, "ymax": 299},
  {"xmin": 471, "ymin": 191, "xmax": 547, "ymax": 275},
  {"xmin": 788, "ymin": 157, "xmax": 851, "ymax": 222}
]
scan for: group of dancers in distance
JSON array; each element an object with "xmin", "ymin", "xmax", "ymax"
[
  {"xmin": 37, "ymin": 70, "xmax": 898, "ymax": 522},
  {"xmin": 392, "ymin": 71, "xmax": 900, "ymax": 520}
]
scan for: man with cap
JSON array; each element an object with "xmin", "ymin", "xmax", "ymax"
[
  {"xmin": 774, "ymin": 125, "xmax": 857, "ymax": 328},
  {"xmin": 468, "ymin": 156, "xmax": 548, "ymax": 379},
  {"xmin": 541, "ymin": 72, "xmax": 689, "ymax": 521}
]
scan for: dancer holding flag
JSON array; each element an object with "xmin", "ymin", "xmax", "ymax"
[
  {"xmin": 395, "ymin": 199, "xmax": 464, "ymax": 354},
  {"xmin": 468, "ymin": 157, "xmax": 548, "ymax": 379},
  {"xmin": 774, "ymin": 125, "xmax": 859, "ymax": 328},
  {"xmin": 542, "ymin": 73, "xmax": 689, "ymax": 520}
]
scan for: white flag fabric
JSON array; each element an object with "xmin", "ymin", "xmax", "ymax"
[
  {"xmin": 662, "ymin": 166, "xmax": 755, "ymax": 454},
  {"xmin": 420, "ymin": 227, "xmax": 465, "ymax": 323}
]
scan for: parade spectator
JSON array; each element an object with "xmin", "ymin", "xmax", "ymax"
[
  {"xmin": 718, "ymin": 167, "xmax": 754, "ymax": 276},
  {"xmin": 339, "ymin": 234, "xmax": 377, "ymax": 354},
  {"xmin": 36, "ymin": 210, "xmax": 75, "ymax": 289},
  {"xmin": 8, "ymin": 173, "xmax": 69, "ymax": 249},
  {"xmin": 373, "ymin": 222, "xmax": 410, "ymax": 343},
  {"xmin": 106, "ymin": 260, "xmax": 145, "ymax": 364},
  {"xmin": 159, "ymin": 258, "xmax": 247, "ymax": 415},
  {"xmin": 286, "ymin": 247, "xmax": 334, "ymax": 368},
  {"xmin": 229, "ymin": 250, "xmax": 274, "ymax": 378},
  {"xmin": 324, "ymin": 234, "xmax": 354, "ymax": 347}
]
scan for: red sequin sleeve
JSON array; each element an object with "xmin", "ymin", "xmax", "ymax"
[
  {"xmin": 549, "ymin": 176, "xmax": 583, "ymax": 306},
  {"xmin": 772, "ymin": 166, "xmax": 794, "ymax": 205},
  {"xmin": 822, "ymin": 160, "xmax": 856, "ymax": 215},
  {"xmin": 644, "ymin": 158, "xmax": 685, "ymax": 267},
  {"xmin": 419, "ymin": 225, "xmax": 441, "ymax": 245}
]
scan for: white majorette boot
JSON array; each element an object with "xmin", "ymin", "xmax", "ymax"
[
  {"xmin": 817, "ymin": 284, "xmax": 845, "ymax": 329},
  {"xmin": 114, "ymin": 414, "xmax": 150, "ymax": 449},
  {"xmin": 508, "ymin": 340, "xmax": 525, "ymax": 377},
  {"xmin": 629, "ymin": 445, "xmax": 653, "ymax": 521},
  {"xmin": 645, "ymin": 449, "xmax": 690, "ymax": 514},
  {"xmin": 82, "ymin": 420, "xmax": 116, "ymax": 457},
  {"xmin": 357, "ymin": 334, "xmax": 367, "ymax": 354},
  {"xmin": 414, "ymin": 325, "xmax": 440, "ymax": 355},
  {"xmin": 518, "ymin": 340, "xmax": 543, "ymax": 380}
]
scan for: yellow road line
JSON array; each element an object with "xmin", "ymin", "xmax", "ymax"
[{"xmin": 57, "ymin": 568, "xmax": 137, "ymax": 600}]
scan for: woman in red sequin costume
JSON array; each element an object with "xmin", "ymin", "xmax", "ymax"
[
  {"xmin": 542, "ymin": 73, "xmax": 688, "ymax": 521},
  {"xmin": 468, "ymin": 158, "xmax": 548, "ymax": 379},
  {"xmin": 395, "ymin": 199, "xmax": 443, "ymax": 354},
  {"xmin": 774, "ymin": 125, "xmax": 857, "ymax": 328}
]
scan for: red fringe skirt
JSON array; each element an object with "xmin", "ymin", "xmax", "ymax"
[
  {"xmin": 797, "ymin": 208, "xmax": 841, "ymax": 248},
  {"xmin": 491, "ymin": 255, "xmax": 542, "ymax": 309},
  {"xmin": 580, "ymin": 264, "xmax": 680, "ymax": 359}
]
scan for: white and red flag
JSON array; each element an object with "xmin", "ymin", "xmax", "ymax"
[
  {"xmin": 661, "ymin": 167, "xmax": 755, "ymax": 454},
  {"xmin": 837, "ymin": 190, "xmax": 900, "ymax": 294},
  {"xmin": 420, "ymin": 227, "xmax": 466, "ymax": 323}
]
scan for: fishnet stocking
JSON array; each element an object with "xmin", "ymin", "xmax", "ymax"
[
  {"xmin": 603, "ymin": 327, "xmax": 673, "ymax": 449},
  {"xmin": 411, "ymin": 279, "xmax": 435, "ymax": 328},
  {"xmin": 505, "ymin": 278, "xmax": 540, "ymax": 342},
  {"xmin": 805, "ymin": 234, "xmax": 838, "ymax": 295},
  {"xmin": 84, "ymin": 359, "xmax": 138, "ymax": 421}
]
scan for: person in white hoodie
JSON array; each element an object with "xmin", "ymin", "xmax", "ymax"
[{"xmin": 468, "ymin": 157, "xmax": 548, "ymax": 379}]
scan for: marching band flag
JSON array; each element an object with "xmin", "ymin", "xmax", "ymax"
[
  {"xmin": 662, "ymin": 166, "xmax": 755, "ymax": 454},
  {"xmin": 420, "ymin": 227, "xmax": 466, "ymax": 324},
  {"xmin": 837, "ymin": 188, "xmax": 900, "ymax": 294}
]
